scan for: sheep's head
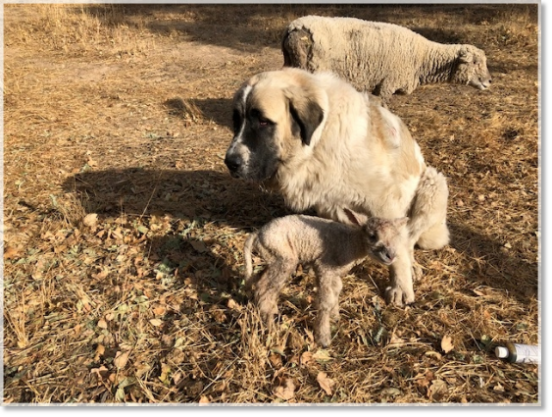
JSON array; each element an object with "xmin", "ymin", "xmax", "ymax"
[{"xmin": 454, "ymin": 45, "xmax": 492, "ymax": 90}]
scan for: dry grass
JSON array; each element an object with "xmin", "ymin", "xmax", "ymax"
[{"xmin": 3, "ymin": 4, "xmax": 539, "ymax": 404}]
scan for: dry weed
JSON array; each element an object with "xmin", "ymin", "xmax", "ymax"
[{"xmin": 3, "ymin": 4, "xmax": 539, "ymax": 404}]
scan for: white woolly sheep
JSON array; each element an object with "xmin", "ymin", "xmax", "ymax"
[
  {"xmin": 243, "ymin": 208, "xmax": 409, "ymax": 347},
  {"xmin": 282, "ymin": 15, "xmax": 492, "ymax": 100}
]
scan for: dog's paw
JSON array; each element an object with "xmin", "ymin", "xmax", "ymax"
[
  {"xmin": 412, "ymin": 263, "xmax": 423, "ymax": 282},
  {"xmin": 385, "ymin": 286, "xmax": 415, "ymax": 306}
]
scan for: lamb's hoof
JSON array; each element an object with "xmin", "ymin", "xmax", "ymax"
[
  {"xmin": 315, "ymin": 332, "xmax": 331, "ymax": 348},
  {"xmin": 385, "ymin": 286, "xmax": 415, "ymax": 307}
]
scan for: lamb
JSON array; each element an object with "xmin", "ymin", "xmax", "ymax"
[
  {"xmin": 282, "ymin": 15, "xmax": 492, "ymax": 101},
  {"xmin": 243, "ymin": 208, "xmax": 409, "ymax": 347}
]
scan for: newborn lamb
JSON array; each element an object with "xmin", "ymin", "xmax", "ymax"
[{"xmin": 243, "ymin": 208, "xmax": 409, "ymax": 347}]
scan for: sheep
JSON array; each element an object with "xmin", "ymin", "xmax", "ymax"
[
  {"xmin": 243, "ymin": 208, "xmax": 409, "ymax": 347},
  {"xmin": 282, "ymin": 15, "xmax": 492, "ymax": 101}
]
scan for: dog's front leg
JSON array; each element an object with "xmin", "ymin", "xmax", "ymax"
[{"xmin": 384, "ymin": 243, "xmax": 415, "ymax": 306}]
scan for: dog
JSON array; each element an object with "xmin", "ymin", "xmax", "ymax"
[{"xmin": 224, "ymin": 67, "xmax": 449, "ymax": 306}]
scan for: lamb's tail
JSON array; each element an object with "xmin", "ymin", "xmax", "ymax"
[{"xmin": 243, "ymin": 232, "xmax": 259, "ymax": 287}]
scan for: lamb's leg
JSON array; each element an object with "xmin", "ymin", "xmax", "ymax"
[
  {"xmin": 385, "ymin": 242, "xmax": 415, "ymax": 306},
  {"xmin": 254, "ymin": 259, "xmax": 296, "ymax": 324},
  {"xmin": 314, "ymin": 268, "xmax": 343, "ymax": 347}
]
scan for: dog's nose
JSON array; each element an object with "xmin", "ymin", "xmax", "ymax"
[{"xmin": 224, "ymin": 153, "xmax": 242, "ymax": 173}]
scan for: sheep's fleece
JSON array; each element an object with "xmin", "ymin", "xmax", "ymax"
[
  {"xmin": 224, "ymin": 67, "xmax": 450, "ymax": 306},
  {"xmin": 282, "ymin": 15, "xmax": 492, "ymax": 98}
]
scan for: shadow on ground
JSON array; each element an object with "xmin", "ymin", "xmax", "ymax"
[
  {"xmin": 63, "ymin": 168, "xmax": 538, "ymax": 306},
  {"xmin": 76, "ymin": 4, "xmax": 538, "ymax": 52}
]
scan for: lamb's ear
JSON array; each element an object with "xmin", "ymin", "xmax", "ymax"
[
  {"xmin": 343, "ymin": 208, "xmax": 367, "ymax": 226},
  {"xmin": 458, "ymin": 47, "xmax": 473, "ymax": 63},
  {"xmin": 287, "ymin": 92, "xmax": 324, "ymax": 146}
]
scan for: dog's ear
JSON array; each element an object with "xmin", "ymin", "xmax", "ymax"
[
  {"xmin": 393, "ymin": 217, "xmax": 409, "ymax": 228},
  {"xmin": 287, "ymin": 92, "xmax": 324, "ymax": 146}
]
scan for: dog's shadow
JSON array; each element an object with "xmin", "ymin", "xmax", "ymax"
[{"xmin": 63, "ymin": 167, "xmax": 537, "ymax": 308}]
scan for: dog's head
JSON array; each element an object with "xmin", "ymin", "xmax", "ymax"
[{"xmin": 224, "ymin": 68, "xmax": 326, "ymax": 183}]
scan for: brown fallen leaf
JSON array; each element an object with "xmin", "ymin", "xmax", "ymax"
[
  {"xmin": 427, "ymin": 379, "xmax": 448, "ymax": 401},
  {"xmin": 149, "ymin": 318, "xmax": 163, "ymax": 327},
  {"xmin": 317, "ymin": 372, "xmax": 335, "ymax": 396},
  {"xmin": 441, "ymin": 335, "xmax": 454, "ymax": 353},
  {"xmin": 94, "ymin": 344, "xmax": 105, "ymax": 362},
  {"xmin": 190, "ymin": 240, "xmax": 207, "ymax": 253},
  {"xmin": 113, "ymin": 350, "xmax": 131, "ymax": 369},
  {"xmin": 199, "ymin": 396, "xmax": 210, "ymax": 404},
  {"xmin": 227, "ymin": 298, "xmax": 240, "ymax": 310},
  {"xmin": 97, "ymin": 319, "xmax": 108, "ymax": 329},
  {"xmin": 300, "ymin": 351, "xmax": 313, "ymax": 367},
  {"xmin": 4, "ymin": 246, "xmax": 22, "ymax": 260},
  {"xmin": 274, "ymin": 379, "xmax": 295, "ymax": 401},
  {"xmin": 83, "ymin": 213, "xmax": 98, "ymax": 228}
]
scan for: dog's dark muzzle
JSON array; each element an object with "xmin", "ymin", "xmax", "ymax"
[{"xmin": 224, "ymin": 152, "xmax": 243, "ymax": 176}]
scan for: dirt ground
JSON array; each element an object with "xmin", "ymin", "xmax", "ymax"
[{"xmin": 3, "ymin": 4, "xmax": 540, "ymax": 404}]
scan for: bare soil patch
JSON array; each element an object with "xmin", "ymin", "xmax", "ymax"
[{"xmin": 3, "ymin": 4, "xmax": 539, "ymax": 404}]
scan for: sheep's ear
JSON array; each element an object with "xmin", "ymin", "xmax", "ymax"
[
  {"xmin": 458, "ymin": 47, "xmax": 473, "ymax": 63},
  {"xmin": 287, "ymin": 93, "xmax": 324, "ymax": 146},
  {"xmin": 343, "ymin": 208, "xmax": 367, "ymax": 226}
]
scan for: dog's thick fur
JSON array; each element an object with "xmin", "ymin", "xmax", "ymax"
[{"xmin": 225, "ymin": 68, "xmax": 449, "ymax": 305}]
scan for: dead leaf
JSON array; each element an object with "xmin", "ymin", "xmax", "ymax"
[
  {"xmin": 427, "ymin": 379, "xmax": 448, "ymax": 401},
  {"xmin": 153, "ymin": 306, "xmax": 166, "ymax": 316},
  {"xmin": 4, "ymin": 246, "xmax": 22, "ymax": 260},
  {"xmin": 424, "ymin": 351, "xmax": 442, "ymax": 360},
  {"xmin": 387, "ymin": 332, "xmax": 405, "ymax": 347},
  {"xmin": 149, "ymin": 318, "xmax": 163, "ymax": 327},
  {"xmin": 274, "ymin": 378, "xmax": 295, "ymax": 400},
  {"xmin": 83, "ymin": 213, "xmax": 98, "ymax": 228},
  {"xmin": 113, "ymin": 350, "xmax": 130, "ymax": 369},
  {"xmin": 493, "ymin": 383, "xmax": 505, "ymax": 393},
  {"xmin": 300, "ymin": 351, "xmax": 312, "ymax": 367},
  {"xmin": 190, "ymin": 240, "xmax": 207, "ymax": 253},
  {"xmin": 227, "ymin": 298, "xmax": 240, "ymax": 310},
  {"xmin": 441, "ymin": 335, "xmax": 454, "ymax": 353},
  {"xmin": 312, "ymin": 349, "xmax": 332, "ymax": 363},
  {"xmin": 316, "ymin": 372, "xmax": 335, "ymax": 396},
  {"xmin": 97, "ymin": 319, "xmax": 108, "ymax": 329},
  {"xmin": 199, "ymin": 396, "xmax": 210, "ymax": 404},
  {"xmin": 94, "ymin": 344, "xmax": 105, "ymax": 362}
]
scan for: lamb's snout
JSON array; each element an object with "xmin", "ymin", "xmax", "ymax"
[
  {"xmin": 224, "ymin": 152, "xmax": 243, "ymax": 175},
  {"xmin": 378, "ymin": 248, "xmax": 396, "ymax": 265}
]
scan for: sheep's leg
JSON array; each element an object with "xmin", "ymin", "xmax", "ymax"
[
  {"xmin": 254, "ymin": 259, "xmax": 296, "ymax": 324},
  {"xmin": 385, "ymin": 242, "xmax": 415, "ymax": 306},
  {"xmin": 314, "ymin": 268, "xmax": 343, "ymax": 347}
]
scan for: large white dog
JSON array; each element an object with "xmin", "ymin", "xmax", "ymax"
[{"xmin": 224, "ymin": 67, "xmax": 449, "ymax": 305}]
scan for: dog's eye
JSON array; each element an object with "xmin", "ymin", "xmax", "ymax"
[
  {"xmin": 232, "ymin": 110, "xmax": 243, "ymax": 133},
  {"xmin": 259, "ymin": 118, "xmax": 270, "ymax": 127}
]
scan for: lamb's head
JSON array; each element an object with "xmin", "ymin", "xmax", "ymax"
[
  {"xmin": 343, "ymin": 208, "xmax": 408, "ymax": 266},
  {"xmin": 454, "ymin": 45, "xmax": 492, "ymax": 91},
  {"xmin": 361, "ymin": 217, "xmax": 408, "ymax": 265}
]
